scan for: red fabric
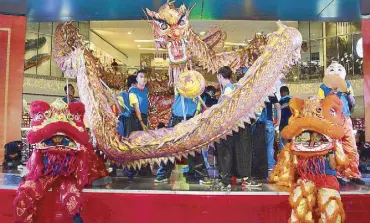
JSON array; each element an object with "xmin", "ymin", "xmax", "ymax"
[
  {"xmin": 85, "ymin": 145, "xmax": 109, "ymax": 184},
  {"xmin": 300, "ymin": 174, "xmax": 340, "ymax": 192},
  {"xmin": 0, "ymin": 190, "xmax": 368, "ymax": 223}
]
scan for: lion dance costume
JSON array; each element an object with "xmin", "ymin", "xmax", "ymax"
[
  {"xmin": 318, "ymin": 61, "xmax": 360, "ymax": 179},
  {"xmin": 14, "ymin": 99, "xmax": 108, "ymax": 223},
  {"xmin": 270, "ymin": 95, "xmax": 349, "ymax": 223}
]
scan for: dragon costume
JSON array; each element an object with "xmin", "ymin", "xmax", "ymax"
[
  {"xmin": 52, "ymin": 20, "xmax": 301, "ymax": 169},
  {"xmin": 145, "ymin": 0, "xmax": 267, "ymax": 85},
  {"xmin": 270, "ymin": 95, "xmax": 349, "ymax": 223},
  {"xmin": 14, "ymin": 99, "xmax": 109, "ymax": 223}
]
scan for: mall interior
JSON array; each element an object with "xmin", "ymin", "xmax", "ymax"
[{"xmin": 1, "ymin": 0, "xmax": 370, "ymax": 222}]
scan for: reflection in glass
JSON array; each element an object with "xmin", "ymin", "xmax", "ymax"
[{"xmin": 25, "ymin": 21, "xmax": 90, "ymax": 77}]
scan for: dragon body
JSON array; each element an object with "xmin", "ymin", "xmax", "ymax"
[
  {"xmin": 270, "ymin": 96, "xmax": 349, "ymax": 223},
  {"xmin": 146, "ymin": 1, "xmax": 267, "ymax": 85},
  {"xmin": 53, "ymin": 20, "xmax": 302, "ymax": 168},
  {"xmin": 14, "ymin": 99, "xmax": 108, "ymax": 223}
]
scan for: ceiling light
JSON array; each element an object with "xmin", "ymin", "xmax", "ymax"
[
  {"xmin": 137, "ymin": 45, "xmax": 141, "ymax": 47},
  {"xmin": 134, "ymin": 39, "xmax": 154, "ymax": 43},
  {"xmin": 128, "ymin": 32, "xmax": 132, "ymax": 35}
]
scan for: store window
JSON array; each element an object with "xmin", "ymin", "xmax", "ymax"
[
  {"xmin": 290, "ymin": 21, "xmax": 362, "ymax": 81},
  {"xmin": 25, "ymin": 21, "xmax": 90, "ymax": 77}
]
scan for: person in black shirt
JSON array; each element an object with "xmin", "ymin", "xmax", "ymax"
[
  {"xmin": 111, "ymin": 59, "xmax": 119, "ymax": 72},
  {"xmin": 278, "ymin": 86, "xmax": 292, "ymax": 150}
]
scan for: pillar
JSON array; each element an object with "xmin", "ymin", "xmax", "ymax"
[{"xmin": 0, "ymin": 14, "xmax": 26, "ymax": 162}]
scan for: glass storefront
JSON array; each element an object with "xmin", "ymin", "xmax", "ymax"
[
  {"xmin": 25, "ymin": 21, "xmax": 90, "ymax": 77},
  {"xmin": 287, "ymin": 21, "xmax": 363, "ymax": 81}
]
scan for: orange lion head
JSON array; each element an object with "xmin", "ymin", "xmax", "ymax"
[{"xmin": 281, "ymin": 95, "xmax": 345, "ymax": 156}]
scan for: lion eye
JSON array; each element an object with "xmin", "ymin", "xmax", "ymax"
[
  {"xmin": 74, "ymin": 113, "xmax": 81, "ymax": 122},
  {"xmin": 35, "ymin": 112, "xmax": 44, "ymax": 121},
  {"xmin": 330, "ymin": 108, "xmax": 336, "ymax": 116}
]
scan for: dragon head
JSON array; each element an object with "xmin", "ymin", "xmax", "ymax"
[
  {"xmin": 53, "ymin": 22, "xmax": 84, "ymax": 58},
  {"xmin": 146, "ymin": 1, "xmax": 193, "ymax": 64},
  {"xmin": 282, "ymin": 95, "xmax": 345, "ymax": 156},
  {"xmin": 53, "ymin": 22, "xmax": 87, "ymax": 79},
  {"xmin": 27, "ymin": 99, "xmax": 89, "ymax": 152}
]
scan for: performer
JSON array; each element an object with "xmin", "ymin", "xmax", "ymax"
[
  {"xmin": 130, "ymin": 70, "xmax": 149, "ymax": 131},
  {"xmin": 317, "ymin": 61, "xmax": 364, "ymax": 185},
  {"xmin": 270, "ymin": 96, "xmax": 348, "ymax": 223},
  {"xmin": 62, "ymin": 84, "xmax": 79, "ymax": 104},
  {"xmin": 216, "ymin": 66, "xmax": 261, "ymax": 188},
  {"xmin": 278, "ymin": 86, "xmax": 292, "ymax": 150},
  {"xmin": 154, "ymin": 87, "xmax": 211, "ymax": 184},
  {"xmin": 117, "ymin": 75, "xmax": 137, "ymax": 138},
  {"xmin": 126, "ymin": 70, "xmax": 152, "ymax": 179}
]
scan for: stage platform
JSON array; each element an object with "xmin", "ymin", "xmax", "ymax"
[{"xmin": 1, "ymin": 171, "xmax": 370, "ymax": 223}]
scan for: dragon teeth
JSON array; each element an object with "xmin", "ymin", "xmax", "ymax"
[
  {"xmin": 169, "ymin": 157, "xmax": 175, "ymax": 164},
  {"xmin": 188, "ymin": 151, "xmax": 195, "ymax": 157}
]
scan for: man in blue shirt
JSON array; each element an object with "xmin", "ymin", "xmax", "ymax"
[
  {"xmin": 129, "ymin": 70, "xmax": 149, "ymax": 131},
  {"xmin": 216, "ymin": 66, "xmax": 261, "ymax": 188},
  {"xmin": 154, "ymin": 88, "xmax": 211, "ymax": 185},
  {"xmin": 257, "ymin": 93, "xmax": 281, "ymax": 173},
  {"xmin": 278, "ymin": 86, "xmax": 292, "ymax": 150},
  {"xmin": 62, "ymin": 84, "xmax": 79, "ymax": 104}
]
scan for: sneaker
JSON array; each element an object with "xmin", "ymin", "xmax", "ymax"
[
  {"xmin": 154, "ymin": 176, "xmax": 168, "ymax": 184},
  {"xmin": 350, "ymin": 178, "xmax": 366, "ymax": 185},
  {"xmin": 337, "ymin": 177, "xmax": 347, "ymax": 185},
  {"xmin": 199, "ymin": 177, "xmax": 213, "ymax": 185},
  {"xmin": 236, "ymin": 177, "xmax": 249, "ymax": 184},
  {"xmin": 242, "ymin": 179, "xmax": 262, "ymax": 187},
  {"xmin": 217, "ymin": 182, "xmax": 231, "ymax": 191}
]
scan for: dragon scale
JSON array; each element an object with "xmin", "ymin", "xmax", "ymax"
[{"xmin": 53, "ymin": 21, "xmax": 302, "ymax": 169}]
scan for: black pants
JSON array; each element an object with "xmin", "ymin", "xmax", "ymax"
[
  {"xmin": 156, "ymin": 115, "xmax": 208, "ymax": 179},
  {"xmin": 216, "ymin": 124, "xmax": 253, "ymax": 184},
  {"xmin": 124, "ymin": 113, "xmax": 151, "ymax": 178},
  {"xmin": 133, "ymin": 113, "xmax": 148, "ymax": 131},
  {"xmin": 251, "ymin": 122, "xmax": 268, "ymax": 179}
]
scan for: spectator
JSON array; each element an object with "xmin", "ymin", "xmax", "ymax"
[{"xmin": 111, "ymin": 59, "xmax": 119, "ymax": 72}]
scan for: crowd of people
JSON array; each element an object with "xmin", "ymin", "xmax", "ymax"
[{"xmin": 61, "ymin": 63, "xmax": 366, "ymax": 189}]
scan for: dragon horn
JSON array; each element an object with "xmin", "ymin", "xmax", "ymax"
[{"xmin": 189, "ymin": 3, "xmax": 196, "ymax": 12}]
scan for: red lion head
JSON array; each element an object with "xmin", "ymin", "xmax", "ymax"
[{"xmin": 27, "ymin": 99, "xmax": 89, "ymax": 151}]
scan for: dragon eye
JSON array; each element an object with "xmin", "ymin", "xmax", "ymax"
[
  {"xmin": 316, "ymin": 107, "xmax": 322, "ymax": 113},
  {"xmin": 159, "ymin": 22, "xmax": 168, "ymax": 30},
  {"xmin": 179, "ymin": 18, "xmax": 186, "ymax": 26}
]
